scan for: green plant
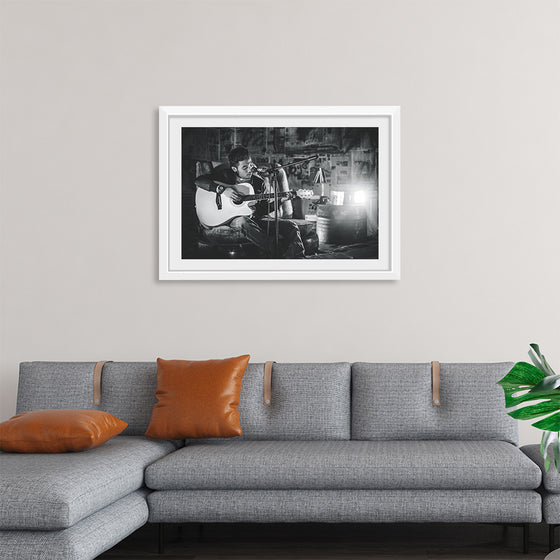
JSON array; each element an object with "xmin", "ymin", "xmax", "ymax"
[{"xmin": 497, "ymin": 343, "xmax": 560, "ymax": 472}]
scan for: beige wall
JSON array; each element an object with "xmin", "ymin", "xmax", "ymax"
[{"xmin": 1, "ymin": 0, "xmax": 559, "ymax": 445}]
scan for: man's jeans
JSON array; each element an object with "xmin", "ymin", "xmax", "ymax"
[{"xmin": 230, "ymin": 216, "xmax": 305, "ymax": 258}]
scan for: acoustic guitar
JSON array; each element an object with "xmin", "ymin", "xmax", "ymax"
[{"xmin": 196, "ymin": 182, "xmax": 313, "ymax": 227}]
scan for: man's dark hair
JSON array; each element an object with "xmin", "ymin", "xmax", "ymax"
[{"xmin": 228, "ymin": 146, "xmax": 250, "ymax": 167}]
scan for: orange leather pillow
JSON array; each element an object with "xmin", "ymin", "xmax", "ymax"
[
  {"xmin": 0, "ymin": 409, "xmax": 128, "ymax": 453},
  {"xmin": 145, "ymin": 355, "xmax": 250, "ymax": 439}
]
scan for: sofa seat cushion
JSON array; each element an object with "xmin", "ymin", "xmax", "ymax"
[
  {"xmin": 522, "ymin": 444, "xmax": 560, "ymax": 493},
  {"xmin": 145, "ymin": 440, "xmax": 541, "ymax": 491},
  {"xmin": 0, "ymin": 436, "xmax": 177, "ymax": 530},
  {"xmin": 0, "ymin": 490, "xmax": 149, "ymax": 560}
]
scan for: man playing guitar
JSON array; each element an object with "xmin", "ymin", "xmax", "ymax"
[{"xmin": 195, "ymin": 146, "xmax": 305, "ymax": 258}]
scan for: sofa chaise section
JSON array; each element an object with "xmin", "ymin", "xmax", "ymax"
[
  {"xmin": 0, "ymin": 490, "xmax": 149, "ymax": 560},
  {"xmin": 0, "ymin": 436, "xmax": 177, "ymax": 530},
  {"xmin": 1, "ymin": 361, "xmax": 180, "ymax": 560}
]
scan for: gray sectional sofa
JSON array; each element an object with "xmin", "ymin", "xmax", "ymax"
[{"xmin": 0, "ymin": 361, "xmax": 546, "ymax": 559}]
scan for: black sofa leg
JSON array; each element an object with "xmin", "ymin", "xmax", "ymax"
[
  {"xmin": 550, "ymin": 524, "xmax": 558, "ymax": 553},
  {"xmin": 158, "ymin": 523, "xmax": 165, "ymax": 555},
  {"xmin": 523, "ymin": 523, "xmax": 529, "ymax": 554}
]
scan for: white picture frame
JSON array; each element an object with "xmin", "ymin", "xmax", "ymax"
[{"xmin": 159, "ymin": 106, "xmax": 400, "ymax": 280}]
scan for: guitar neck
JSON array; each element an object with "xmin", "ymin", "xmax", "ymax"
[
  {"xmin": 243, "ymin": 191, "xmax": 294, "ymax": 201},
  {"xmin": 212, "ymin": 181, "xmax": 298, "ymax": 202}
]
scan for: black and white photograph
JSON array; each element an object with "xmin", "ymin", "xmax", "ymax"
[
  {"xmin": 159, "ymin": 107, "xmax": 400, "ymax": 280},
  {"xmin": 182, "ymin": 127, "xmax": 379, "ymax": 261}
]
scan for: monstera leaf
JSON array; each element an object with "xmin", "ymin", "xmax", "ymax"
[{"xmin": 497, "ymin": 344, "xmax": 560, "ymax": 472}]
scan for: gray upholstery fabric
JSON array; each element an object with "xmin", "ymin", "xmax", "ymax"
[
  {"xmin": 17, "ymin": 362, "xmax": 95, "ymax": 413},
  {"xmin": 236, "ymin": 363, "xmax": 351, "ymax": 440},
  {"xmin": 0, "ymin": 490, "xmax": 148, "ymax": 560},
  {"xmin": 531, "ymin": 450, "xmax": 560, "ymax": 523},
  {"xmin": 351, "ymin": 363, "xmax": 518, "ymax": 444},
  {"xmin": 187, "ymin": 362, "xmax": 351, "ymax": 442},
  {"xmin": 103, "ymin": 361, "xmax": 351, "ymax": 439},
  {"xmin": 0, "ymin": 436, "xmax": 176, "ymax": 530},
  {"xmin": 145, "ymin": 440, "xmax": 540, "ymax": 491},
  {"xmin": 16, "ymin": 361, "xmax": 351, "ymax": 438},
  {"xmin": 148, "ymin": 489, "xmax": 541, "ymax": 523},
  {"xmin": 97, "ymin": 362, "xmax": 158, "ymax": 435},
  {"xmin": 543, "ymin": 493, "xmax": 560, "ymax": 524},
  {"xmin": 522, "ymin": 444, "xmax": 560, "ymax": 493},
  {"xmin": 16, "ymin": 361, "xmax": 159, "ymax": 436}
]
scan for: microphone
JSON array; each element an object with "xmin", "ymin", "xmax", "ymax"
[{"xmin": 251, "ymin": 165, "xmax": 270, "ymax": 173}]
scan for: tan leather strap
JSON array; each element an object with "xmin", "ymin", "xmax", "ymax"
[
  {"xmin": 93, "ymin": 361, "xmax": 113, "ymax": 405},
  {"xmin": 432, "ymin": 361, "xmax": 440, "ymax": 406},
  {"xmin": 264, "ymin": 361, "xmax": 276, "ymax": 406}
]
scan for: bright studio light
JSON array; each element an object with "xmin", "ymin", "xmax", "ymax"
[{"xmin": 353, "ymin": 190, "xmax": 367, "ymax": 205}]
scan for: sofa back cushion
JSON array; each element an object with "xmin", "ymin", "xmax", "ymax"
[
  {"xmin": 236, "ymin": 362, "xmax": 351, "ymax": 440},
  {"xmin": 351, "ymin": 362, "xmax": 517, "ymax": 445},
  {"xmin": 17, "ymin": 362, "xmax": 96, "ymax": 412},
  {"xmin": 17, "ymin": 361, "xmax": 351, "ymax": 440},
  {"xmin": 17, "ymin": 362, "xmax": 158, "ymax": 436}
]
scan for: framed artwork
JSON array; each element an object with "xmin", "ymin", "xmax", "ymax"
[{"xmin": 159, "ymin": 106, "xmax": 400, "ymax": 280}]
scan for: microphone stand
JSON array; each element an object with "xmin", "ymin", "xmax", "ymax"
[
  {"xmin": 259, "ymin": 153, "xmax": 320, "ymax": 175},
  {"xmin": 260, "ymin": 154, "xmax": 320, "ymax": 259},
  {"xmin": 271, "ymin": 168, "xmax": 280, "ymax": 258}
]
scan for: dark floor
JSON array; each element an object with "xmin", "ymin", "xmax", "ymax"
[
  {"xmin": 99, "ymin": 522, "xmax": 553, "ymax": 559},
  {"xmin": 195, "ymin": 238, "xmax": 379, "ymax": 260},
  {"xmin": 309, "ymin": 239, "xmax": 378, "ymax": 259}
]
